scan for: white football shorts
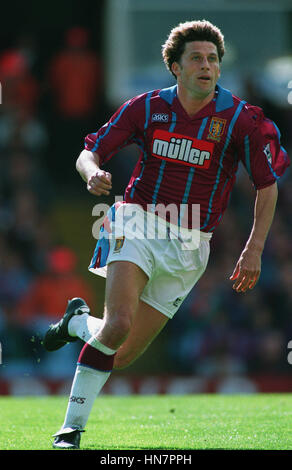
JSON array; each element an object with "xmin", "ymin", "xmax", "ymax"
[{"xmin": 89, "ymin": 202, "xmax": 211, "ymax": 319}]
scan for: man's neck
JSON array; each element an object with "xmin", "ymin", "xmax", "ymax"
[{"xmin": 177, "ymin": 86, "xmax": 215, "ymax": 118}]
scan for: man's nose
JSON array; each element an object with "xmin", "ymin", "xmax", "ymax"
[{"xmin": 201, "ymin": 57, "xmax": 210, "ymax": 69}]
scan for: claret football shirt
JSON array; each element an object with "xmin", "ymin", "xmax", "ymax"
[{"xmin": 84, "ymin": 84, "xmax": 290, "ymax": 232}]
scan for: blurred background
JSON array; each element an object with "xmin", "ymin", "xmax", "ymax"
[{"xmin": 0, "ymin": 0, "xmax": 291, "ymax": 396}]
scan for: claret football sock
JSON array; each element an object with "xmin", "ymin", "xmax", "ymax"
[
  {"xmin": 68, "ymin": 312, "xmax": 104, "ymax": 343},
  {"xmin": 60, "ymin": 337, "xmax": 116, "ymax": 431}
]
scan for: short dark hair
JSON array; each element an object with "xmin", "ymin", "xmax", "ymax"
[{"xmin": 162, "ymin": 20, "xmax": 225, "ymax": 78}]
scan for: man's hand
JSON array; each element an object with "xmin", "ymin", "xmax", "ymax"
[
  {"xmin": 230, "ymin": 182, "xmax": 278, "ymax": 293},
  {"xmin": 87, "ymin": 170, "xmax": 112, "ymax": 196},
  {"xmin": 76, "ymin": 150, "xmax": 112, "ymax": 196},
  {"xmin": 229, "ymin": 246, "xmax": 262, "ymax": 293}
]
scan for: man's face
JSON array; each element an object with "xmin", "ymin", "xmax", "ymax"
[{"xmin": 172, "ymin": 41, "xmax": 221, "ymax": 99}]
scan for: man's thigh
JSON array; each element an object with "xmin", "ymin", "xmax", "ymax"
[
  {"xmin": 113, "ymin": 299, "xmax": 169, "ymax": 369},
  {"xmin": 95, "ymin": 260, "xmax": 149, "ymax": 349},
  {"xmin": 105, "ymin": 260, "xmax": 148, "ymax": 316}
]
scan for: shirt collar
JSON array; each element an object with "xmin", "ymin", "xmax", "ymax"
[
  {"xmin": 215, "ymin": 84, "xmax": 234, "ymax": 112},
  {"xmin": 158, "ymin": 85, "xmax": 177, "ymax": 105},
  {"xmin": 158, "ymin": 83, "xmax": 234, "ymax": 113}
]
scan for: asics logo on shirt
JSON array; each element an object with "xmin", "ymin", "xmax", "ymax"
[
  {"xmin": 152, "ymin": 113, "xmax": 169, "ymax": 122},
  {"xmin": 152, "ymin": 130, "xmax": 214, "ymax": 169}
]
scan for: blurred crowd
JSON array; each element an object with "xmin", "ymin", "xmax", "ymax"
[
  {"xmin": 0, "ymin": 26, "xmax": 291, "ymax": 386},
  {"xmin": 0, "ymin": 27, "xmax": 103, "ymax": 379}
]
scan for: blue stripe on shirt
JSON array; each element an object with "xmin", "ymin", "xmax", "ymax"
[
  {"xmin": 91, "ymin": 101, "xmax": 130, "ymax": 153},
  {"xmin": 179, "ymin": 117, "xmax": 209, "ymax": 226},
  {"xmin": 263, "ymin": 121, "xmax": 281, "ymax": 180},
  {"xmin": 130, "ymin": 91, "xmax": 153, "ymax": 199},
  {"xmin": 271, "ymin": 120, "xmax": 288, "ymax": 162},
  {"xmin": 129, "ymin": 137, "xmax": 147, "ymax": 199},
  {"xmin": 244, "ymin": 135, "xmax": 253, "ymax": 181},
  {"xmin": 201, "ymin": 100, "xmax": 246, "ymax": 230},
  {"xmin": 182, "ymin": 117, "xmax": 209, "ymax": 201},
  {"xmin": 150, "ymin": 112, "xmax": 177, "ymax": 208},
  {"xmin": 144, "ymin": 91, "xmax": 152, "ymax": 131}
]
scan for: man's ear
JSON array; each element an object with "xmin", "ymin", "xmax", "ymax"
[{"xmin": 171, "ymin": 61, "xmax": 180, "ymax": 78}]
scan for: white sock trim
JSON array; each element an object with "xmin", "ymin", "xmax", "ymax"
[{"xmin": 88, "ymin": 336, "xmax": 117, "ymax": 355}]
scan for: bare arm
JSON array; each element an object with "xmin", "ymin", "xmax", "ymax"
[
  {"xmin": 230, "ymin": 181, "xmax": 278, "ymax": 293},
  {"xmin": 76, "ymin": 149, "xmax": 112, "ymax": 196}
]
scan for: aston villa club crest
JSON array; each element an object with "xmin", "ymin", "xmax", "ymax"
[
  {"xmin": 208, "ymin": 117, "xmax": 227, "ymax": 142},
  {"xmin": 113, "ymin": 237, "xmax": 125, "ymax": 253}
]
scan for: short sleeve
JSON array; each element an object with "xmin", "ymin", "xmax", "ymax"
[
  {"xmin": 84, "ymin": 97, "xmax": 141, "ymax": 166},
  {"xmin": 237, "ymin": 106, "xmax": 290, "ymax": 189}
]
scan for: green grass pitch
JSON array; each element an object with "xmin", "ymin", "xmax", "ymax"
[{"xmin": 0, "ymin": 394, "xmax": 291, "ymax": 450}]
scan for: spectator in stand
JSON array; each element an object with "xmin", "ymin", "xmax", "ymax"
[
  {"xmin": 0, "ymin": 49, "xmax": 39, "ymax": 114},
  {"xmin": 48, "ymin": 27, "xmax": 103, "ymax": 121},
  {"xmin": 47, "ymin": 27, "xmax": 104, "ymax": 181},
  {"xmin": 0, "ymin": 236, "xmax": 33, "ymax": 308},
  {"xmin": 16, "ymin": 246, "xmax": 96, "ymax": 326},
  {"xmin": 5, "ymin": 187, "xmax": 47, "ymax": 274},
  {"xmin": 0, "ymin": 235, "xmax": 36, "ymax": 377},
  {"xmin": 1, "ymin": 151, "xmax": 53, "ymax": 210},
  {"xmin": 14, "ymin": 246, "xmax": 97, "ymax": 378},
  {"xmin": 0, "ymin": 108, "xmax": 48, "ymax": 156}
]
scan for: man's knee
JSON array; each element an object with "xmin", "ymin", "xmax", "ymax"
[
  {"xmin": 102, "ymin": 308, "xmax": 134, "ymax": 346},
  {"xmin": 111, "ymin": 310, "xmax": 132, "ymax": 334}
]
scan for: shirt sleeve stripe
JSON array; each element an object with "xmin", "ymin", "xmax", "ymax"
[
  {"xmin": 129, "ymin": 92, "xmax": 153, "ymax": 199},
  {"xmin": 244, "ymin": 135, "xmax": 253, "ymax": 181},
  {"xmin": 90, "ymin": 101, "xmax": 130, "ymax": 153}
]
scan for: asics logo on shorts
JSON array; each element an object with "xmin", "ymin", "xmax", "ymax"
[
  {"xmin": 152, "ymin": 130, "xmax": 214, "ymax": 169},
  {"xmin": 173, "ymin": 297, "xmax": 183, "ymax": 307}
]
